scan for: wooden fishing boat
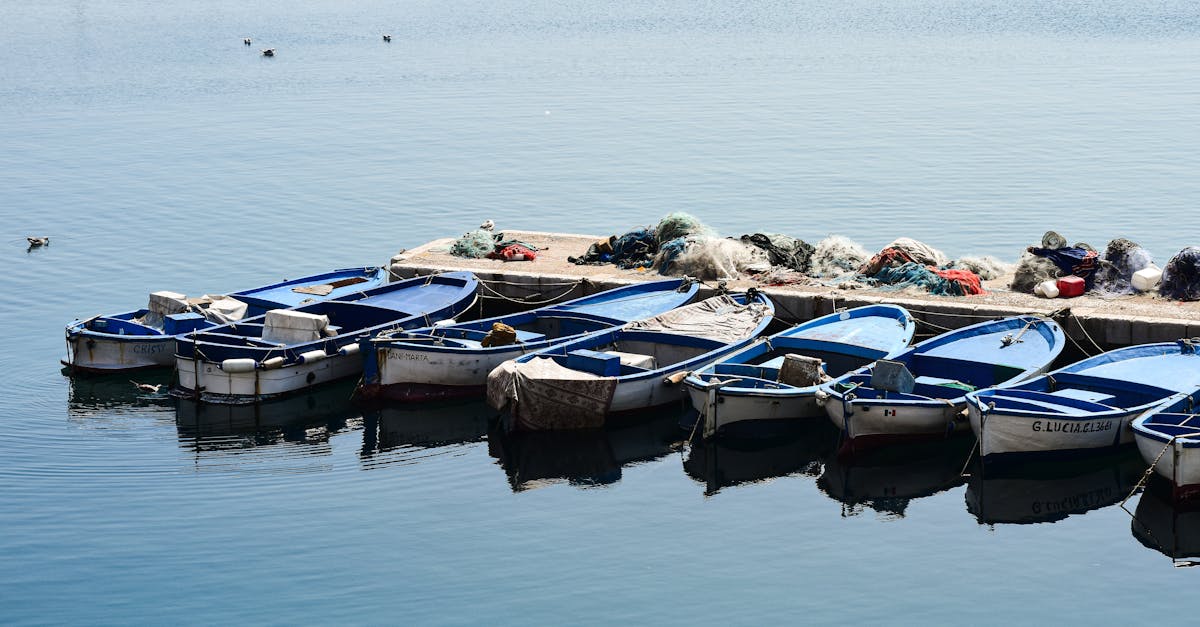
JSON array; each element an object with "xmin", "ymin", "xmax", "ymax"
[
  {"xmin": 63, "ymin": 267, "xmax": 388, "ymax": 373},
  {"xmin": 969, "ymin": 340, "xmax": 1200, "ymax": 463},
  {"xmin": 174, "ymin": 272, "xmax": 478, "ymax": 404},
  {"xmin": 356, "ymin": 278, "xmax": 699, "ymax": 402},
  {"xmin": 1131, "ymin": 385, "xmax": 1200, "ymax": 501},
  {"xmin": 487, "ymin": 292, "xmax": 774, "ymax": 431},
  {"xmin": 683, "ymin": 304, "xmax": 915, "ymax": 439},
  {"xmin": 817, "ymin": 315, "xmax": 1064, "ymax": 454}
]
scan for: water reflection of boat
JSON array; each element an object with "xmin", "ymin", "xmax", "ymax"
[
  {"xmin": 175, "ymin": 378, "xmax": 360, "ymax": 450},
  {"xmin": 361, "ymin": 400, "xmax": 491, "ymax": 457},
  {"xmin": 1131, "ymin": 477, "xmax": 1200, "ymax": 565},
  {"xmin": 965, "ymin": 450, "xmax": 1145, "ymax": 525},
  {"xmin": 67, "ymin": 370, "xmax": 175, "ymax": 417},
  {"xmin": 817, "ymin": 438, "xmax": 973, "ymax": 517},
  {"xmin": 488, "ymin": 409, "xmax": 683, "ymax": 491},
  {"xmin": 683, "ymin": 420, "xmax": 839, "ymax": 495}
]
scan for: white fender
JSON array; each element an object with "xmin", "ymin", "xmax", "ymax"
[
  {"xmin": 337, "ymin": 343, "xmax": 360, "ymax": 357},
  {"xmin": 221, "ymin": 358, "xmax": 258, "ymax": 373},
  {"xmin": 260, "ymin": 356, "xmax": 286, "ymax": 370},
  {"xmin": 298, "ymin": 349, "xmax": 327, "ymax": 364}
]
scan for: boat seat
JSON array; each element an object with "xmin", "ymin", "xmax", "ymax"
[
  {"xmin": 914, "ymin": 375, "xmax": 976, "ymax": 392},
  {"xmin": 605, "ymin": 351, "xmax": 656, "ymax": 370},
  {"xmin": 513, "ymin": 330, "xmax": 546, "ymax": 343},
  {"xmin": 759, "ymin": 355, "xmax": 788, "ymax": 370},
  {"xmin": 1047, "ymin": 388, "xmax": 1116, "ymax": 405}
]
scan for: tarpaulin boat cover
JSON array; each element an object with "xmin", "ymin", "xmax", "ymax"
[
  {"xmin": 142, "ymin": 291, "xmax": 189, "ymax": 327},
  {"xmin": 622, "ymin": 294, "xmax": 770, "ymax": 343},
  {"xmin": 201, "ymin": 295, "xmax": 249, "ymax": 324},
  {"xmin": 487, "ymin": 295, "xmax": 770, "ymax": 430},
  {"xmin": 488, "ymin": 357, "xmax": 617, "ymax": 431}
]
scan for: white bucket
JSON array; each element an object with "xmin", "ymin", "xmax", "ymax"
[
  {"xmin": 1132, "ymin": 265, "xmax": 1162, "ymax": 292},
  {"xmin": 1034, "ymin": 280, "xmax": 1060, "ymax": 298}
]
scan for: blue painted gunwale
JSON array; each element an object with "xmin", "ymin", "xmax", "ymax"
[
  {"xmin": 361, "ymin": 278, "xmax": 699, "ymax": 370},
  {"xmin": 174, "ymin": 272, "xmax": 478, "ymax": 366},
  {"xmin": 62, "ymin": 267, "xmax": 388, "ymax": 371},
  {"xmin": 683, "ymin": 304, "xmax": 916, "ymax": 399},
  {"xmin": 1132, "ymin": 390, "xmax": 1200, "ymax": 450},
  {"xmin": 504, "ymin": 291, "xmax": 775, "ymax": 389},
  {"xmin": 822, "ymin": 315, "xmax": 1066, "ymax": 412},
  {"xmin": 969, "ymin": 341, "xmax": 1200, "ymax": 435}
]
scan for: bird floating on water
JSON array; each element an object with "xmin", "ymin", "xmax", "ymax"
[
  {"xmin": 479, "ymin": 220, "xmax": 495, "ymax": 231},
  {"xmin": 26, "ymin": 236, "xmax": 49, "ymax": 247},
  {"xmin": 244, "ymin": 38, "xmax": 252, "ymax": 46},
  {"xmin": 261, "ymin": 48, "xmax": 275, "ymax": 57},
  {"xmin": 130, "ymin": 380, "xmax": 163, "ymax": 394},
  {"xmin": 383, "ymin": 34, "xmax": 392, "ymax": 42}
]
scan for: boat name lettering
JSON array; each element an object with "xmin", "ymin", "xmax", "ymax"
[
  {"xmin": 1031, "ymin": 420, "xmax": 1114, "ymax": 433},
  {"xmin": 132, "ymin": 343, "xmax": 166, "ymax": 355},
  {"xmin": 389, "ymin": 351, "xmax": 429, "ymax": 362}
]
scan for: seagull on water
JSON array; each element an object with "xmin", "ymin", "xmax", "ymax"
[
  {"xmin": 261, "ymin": 48, "xmax": 275, "ymax": 57},
  {"xmin": 27, "ymin": 236, "xmax": 49, "ymax": 247},
  {"xmin": 130, "ymin": 380, "xmax": 163, "ymax": 394},
  {"xmin": 383, "ymin": 34, "xmax": 392, "ymax": 42},
  {"xmin": 244, "ymin": 38, "xmax": 252, "ymax": 46},
  {"xmin": 480, "ymin": 220, "xmax": 495, "ymax": 231}
]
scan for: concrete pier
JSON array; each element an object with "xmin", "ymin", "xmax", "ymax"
[{"xmin": 387, "ymin": 231, "xmax": 1200, "ymax": 352}]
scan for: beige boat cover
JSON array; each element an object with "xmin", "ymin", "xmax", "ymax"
[
  {"xmin": 622, "ymin": 294, "xmax": 770, "ymax": 343},
  {"xmin": 262, "ymin": 309, "xmax": 330, "ymax": 344},
  {"xmin": 488, "ymin": 356, "xmax": 617, "ymax": 430}
]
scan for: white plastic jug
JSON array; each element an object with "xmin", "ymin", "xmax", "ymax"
[
  {"xmin": 1132, "ymin": 265, "xmax": 1162, "ymax": 292},
  {"xmin": 1034, "ymin": 280, "xmax": 1059, "ymax": 298}
]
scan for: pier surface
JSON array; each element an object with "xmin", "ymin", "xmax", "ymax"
[{"xmin": 389, "ymin": 231, "xmax": 1200, "ymax": 349}]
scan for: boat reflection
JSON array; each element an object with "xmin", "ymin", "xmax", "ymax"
[
  {"xmin": 965, "ymin": 450, "xmax": 1145, "ymax": 525},
  {"xmin": 818, "ymin": 438, "xmax": 973, "ymax": 518},
  {"xmin": 1131, "ymin": 477, "xmax": 1200, "ymax": 566},
  {"xmin": 175, "ymin": 379, "xmax": 361, "ymax": 451},
  {"xmin": 489, "ymin": 409, "xmax": 684, "ymax": 492},
  {"xmin": 67, "ymin": 370, "xmax": 174, "ymax": 418},
  {"xmin": 359, "ymin": 400, "xmax": 491, "ymax": 464},
  {"xmin": 683, "ymin": 420, "xmax": 840, "ymax": 496}
]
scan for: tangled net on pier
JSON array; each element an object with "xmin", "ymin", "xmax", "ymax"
[
  {"xmin": 1160, "ymin": 247, "xmax": 1200, "ymax": 301},
  {"xmin": 1093, "ymin": 238, "xmax": 1155, "ymax": 296},
  {"xmin": 809, "ymin": 235, "xmax": 870, "ymax": 277}
]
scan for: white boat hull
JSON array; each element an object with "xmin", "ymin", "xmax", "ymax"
[
  {"xmin": 63, "ymin": 334, "xmax": 175, "ymax": 372},
  {"xmin": 969, "ymin": 404, "xmax": 1133, "ymax": 459},
  {"xmin": 684, "ymin": 385, "xmax": 821, "ymax": 437},
  {"xmin": 367, "ymin": 344, "xmax": 527, "ymax": 400},
  {"xmin": 824, "ymin": 396, "xmax": 967, "ymax": 449},
  {"xmin": 1134, "ymin": 432, "xmax": 1200, "ymax": 497},
  {"xmin": 176, "ymin": 352, "xmax": 362, "ymax": 404}
]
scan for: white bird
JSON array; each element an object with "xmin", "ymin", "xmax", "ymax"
[
  {"xmin": 261, "ymin": 48, "xmax": 275, "ymax": 57},
  {"xmin": 382, "ymin": 34, "xmax": 392, "ymax": 42},
  {"xmin": 130, "ymin": 380, "xmax": 163, "ymax": 394},
  {"xmin": 243, "ymin": 37, "xmax": 252, "ymax": 45},
  {"xmin": 479, "ymin": 220, "xmax": 495, "ymax": 231},
  {"xmin": 26, "ymin": 236, "xmax": 49, "ymax": 247}
]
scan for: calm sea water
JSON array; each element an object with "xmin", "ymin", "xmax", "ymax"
[{"xmin": 3, "ymin": 1, "xmax": 1199, "ymax": 623}]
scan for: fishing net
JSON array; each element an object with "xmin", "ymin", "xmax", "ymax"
[
  {"xmin": 810, "ymin": 235, "xmax": 870, "ymax": 277},
  {"xmin": 655, "ymin": 212, "xmax": 714, "ymax": 243},
  {"xmin": 655, "ymin": 237, "xmax": 767, "ymax": 280},
  {"xmin": 738, "ymin": 233, "xmax": 815, "ymax": 273},
  {"xmin": 1093, "ymin": 238, "xmax": 1155, "ymax": 295},
  {"xmin": 611, "ymin": 228, "xmax": 658, "ymax": 269},
  {"xmin": 945, "ymin": 256, "xmax": 1009, "ymax": 281},
  {"xmin": 1011, "ymin": 251, "xmax": 1061, "ymax": 293},
  {"xmin": 1160, "ymin": 247, "xmax": 1200, "ymax": 301},
  {"xmin": 449, "ymin": 229, "xmax": 496, "ymax": 258},
  {"xmin": 860, "ymin": 238, "xmax": 948, "ymax": 275},
  {"xmin": 1026, "ymin": 246, "xmax": 1100, "ymax": 290},
  {"xmin": 869, "ymin": 262, "xmax": 983, "ymax": 296}
]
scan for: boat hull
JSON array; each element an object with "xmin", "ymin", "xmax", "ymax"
[
  {"xmin": 1133, "ymin": 428, "xmax": 1200, "ymax": 501},
  {"xmin": 62, "ymin": 333, "xmax": 175, "ymax": 372},
  {"xmin": 684, "ymin": 385, "xmax": 822, "ymax": 437},
  {"xmin": 823, "ymin": 397, "xmax": 968, "ymax": 453},
  {"xmin": 968, "ymin": 404, "xmax": 1134, "ymax": 461},
  {"xmin": 366, "ymin": 344, "xmax": 532, "ymax": 402},
  {"xmin": 176, "ymin": 351, "xmax": 362, "ymax": 404}
]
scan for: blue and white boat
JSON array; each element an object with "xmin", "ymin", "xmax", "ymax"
[
  {"xmin": 63, "ymin": 267, "xmax": 388, "ymax": 373},
  {"xmin": 174, "ymin": 272, "xmax": 478, "ymax": 404},
  {"xmin": 970, "ymin": 340, "xmax": 1200, "ymax": 463},
  {"xmin": 1132, "ymin": 381, "xmax": 1200, "ymax": 502},
  {"xmin": 357, "ymin": 278, "xmax": 699, "ymax": 402},
  {"xmin": 683, "ymin": 304, "xmax": 915, "ymax": 439},
  {"xmin": 817, "ymin": 315, "xmax": 1065, "ymax": 453},
  {"xmin": 487, "ymin": 292, "xmax": 775, "ymax": 431}
]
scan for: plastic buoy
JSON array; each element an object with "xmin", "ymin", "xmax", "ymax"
[
  {"xmin": 337, "ymin": 343, "xmax": 360, "ymax": 356},
  {"xmin": 1132, "ymin": 265, "xmax": 1163, "ymax": 292},
  {"xmin": 221, "ymin": 358, "xmax": 258, "ymax": 372},
  {"xmin": 297, "ymin": 349, "xmax": 327, "ymax": 364}
]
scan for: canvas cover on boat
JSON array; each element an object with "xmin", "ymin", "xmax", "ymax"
[
  {"xmin": 201, "ymin": 295, "xmax": 249, "ymax": 324},
  {"xmin": 622, "ymin": 294, "xmax": 769, "ymax": 343},
  {"xmin": 487, "ymin": 357, "xmax": 617, "ymax": 430},
  {"xmin": 262, "ymin": 309, "xmax": 330, "ymax": 345}
]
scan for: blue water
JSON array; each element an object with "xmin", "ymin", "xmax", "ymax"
[{"xmin": 3, "ymin": 1, "xmax": 1200, "ymax": 623}]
